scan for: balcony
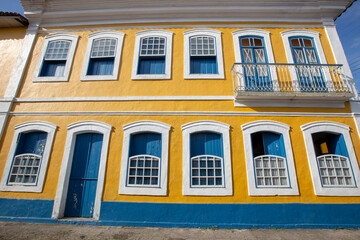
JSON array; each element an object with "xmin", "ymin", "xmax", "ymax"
[{"xmin": 232, "ymin": 63, "xmax": 355, "ymax": 101}]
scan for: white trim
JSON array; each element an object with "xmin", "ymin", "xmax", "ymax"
[
  {"xmin": 0, "ymin": 121, "xmax": 57, "ymax": 192},
  {"xmin": 37, "ymin": 24, "xmax": 326, "ymax": 34},
  {"xmin": 8, "ymin": 111, "xmax": 354, "ymax": 118},
  {"xmin": 234, "ymin": 99, "xmax": 346, "ymax": 108},
  {"xmin": 131, "ymin": 30, "xmax": 173, "ymax": 80},
  {"xmin": 301, "ymin": 121, "xmax": 360, "ymax": 196},
  {"xmin": 181, "ymin": 120, "xmax": 232, "ymax": 196},
  {"xmin": 324, "ymin": 24, "xmax": 358, "ymax": 99},
  {"xmin": 33, "ymin": 33, "xmax": 79, "ymax": 82},
  {"xmin": 232, "ymin": 29, "xmax": 279, "ymax": 91},
  {"xmin": 80, "ymin": 31, "xmax": 125, "ymax": 81},
  {"xmin": 280, "ymin": 29, "xmax": 334, "ymax": 90},
  {"xmin": 241, "ymin": 120, "xmax": 299, "ymax": 196},
  {"xmin": 14, "ymin": 96, "xmax": 234, "ymax": 102},
  {"xmin": 52, "ymin": 121, "xmax": 112, "ymax": 220},
  {"xmin": 119, "ymin": 121, "xmax": 171, "ymax": 195},
  {"xmin": 183, "ymin": 29, "xmax": 224, "ymax": 79}
]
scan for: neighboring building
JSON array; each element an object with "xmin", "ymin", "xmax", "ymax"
[{"xmin": 0, "ymin": 0, "xmax": 360, "ymax": 228}]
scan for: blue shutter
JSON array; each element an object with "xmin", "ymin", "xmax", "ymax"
[
  {"xmin": 15, "ymin": 131, "xmax": 48, "ymax": 156},
  {"xmin": 334, "ymin": 134, "xmax": 350, "ymax": 158},
  {"xmin": 262, "ymin": 132, "xmax": 285, "ymax": 158},
  {"xmin": 87, "ymin": 58, "xmax": 114, "ymax": 75},
  {"xmin": 190, "ymin": 132, "xmax": 223, "ymax": 158},
  {"xmin": 190, "ymin": 57, "xmax": 218, "ymax": 74},
  {"xmin": 129, "ymin": 132, "xmax": 161, "ymax": 158},
  {"xmin": 138, "ymin": 57, "xmax": 165, "ymax": 74}
]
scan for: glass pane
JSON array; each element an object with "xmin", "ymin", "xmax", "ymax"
[
  {"xmin": 291, "ymin": 38, "xmax": 300, "ymax": 47},
  {"xmin": 241, "ymin": 38, "xmax": 250, "ymax": 46},
  {"xmin": 254, "ymin": 38, "xmax": 263, "ymax": 47},
  {"xmin": 303, "ymin": 38, "xmax": 313, "ymax": 47}
]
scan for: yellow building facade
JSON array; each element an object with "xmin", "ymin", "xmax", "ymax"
[{"xmin": 0, "ymin": 0, "xmax": 360, "ymax": 228}]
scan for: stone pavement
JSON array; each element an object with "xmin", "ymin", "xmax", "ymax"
[{"xmin": 1, "ymin": 221, "xmax": 360, "ymax": 240}]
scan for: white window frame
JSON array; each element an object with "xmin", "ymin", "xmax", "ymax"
[
  {"xmin": 119, "ymin": 121, "xmax": 171, "ymax": 196},
  {"xmin": 0, "ymin": 121, "xmax": 57, "ymax": 192},
  {"xmin": 301, "ymin": 121, "xmax": 360, "ymax": 196},
  {"xmin": 232, "ymin": 29, "xmax": 279, "ymax": 91},
  {"xmin": 131, "ymin": 30, "xmax": 173, "ymax": 80},
  {"xmin": 280, "ymin": 29, "xmax": 334, "ymax": 90},
  {"xmin": 241, "ymin": 120, "xmax": 299, "ymax": 196},
  {"xmin": 33, "ymin": 33, "xmax": 79, "ymax": 82},
  {"xmin": 52, "ymin": 121, "xmax": 112, "ymax": 220},
  {"xmin": 184, "ymin": 29, "xmax": 224, "ymax": 79},
  {"xmin": 81, "ymin": 31, "xmax": 125, "ymax": 81},
  {"xmin": 182, "ymin": 121, "xmax": 232, "ymax": 196}
]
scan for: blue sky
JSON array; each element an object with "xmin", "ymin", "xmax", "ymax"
[{"xmin": 1, "ymin": 0, "xmax": 360, "ymax": 89}]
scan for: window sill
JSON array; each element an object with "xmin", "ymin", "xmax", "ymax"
[
  {"xmin": 33, "ymin": 76, "xmax": 69, "ymax": 82},
  {"xmin": 132, "ymin": 74, "xmax": 170, "ymax": 80},
  {"xmin": 80, "ymin": 75, "xmax": 118, "ymax": 81},
  {"xmin": 184, "ymin": 73, "xmax": 224, "ymax": 79}
]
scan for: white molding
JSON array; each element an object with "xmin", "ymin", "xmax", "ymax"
[
  {"xmin": 5, "ymin": 26, "xmax": 38, "ymax": 98},
  {"xmin": 37, "ymin": 24, "xmax": 326, "ymax": 34},
  {"xmin": 241, "ymin": 120, "xmax": 299, "ymax": 196},
  {"xmin": 8, "ymin": 111, "xmax": 354, "ymax": 118},
  {"xmin": 324, "ymin": 24, "xmax": 359, "ymax": 99},
  {"xmin": 300, "ymin": 121, "xmax": 360, "ymax": 196},
  {"xmin": 183, "ymin": 28, "xmax": 224, "ymax": 79},
  {"xmin": 0, "ymin": 121, "xmax": 57, "ymax": 192},
  {"xmin": 33, "ymin": 33, "xmax": 79, "ymax": 82},
  {"xmin": 131, "ymin": 30, "xmax": 173, "ymax": 80},
  {"xmin": 80, "ymin": 31, "xmax": 125, "ymax": 81},
  {"xmin": 119, "ymin": 120, "xmax": 171, "ymax": 195},
  {"xmin": 181, "ymin": 120, "xmax": 233, "ymax": 196},
  {"xmin": 52, "ymin": 121, "xmax": 112, "ymax": 220},
  {"xmin": 232, "ymin": 29, "xmax": 279, "ymax": 90},
  {"xmin": 14, "ymin": 96, "xmax": 234, "ymax": 102},
  {"xmin": 234, "ymin": 99, "xmax": 346, "ymax": 108}
]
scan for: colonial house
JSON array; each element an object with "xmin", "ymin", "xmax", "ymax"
[{"xmin": 0, "ymin": 0, "xmax": 360, "ymax": 228}]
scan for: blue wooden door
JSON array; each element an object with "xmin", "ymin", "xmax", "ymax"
[
  {"xmin": 289, "ymin": 37, "xmax": 326, "ymax": 92},
  {"xmin": 64, "ymin": 133, "xmax": 103, "ymax": 218},
  {"xmin": 262, "ymin": 132, "xmax": 286, "ymax": 158},
  {"xmin": 239, "ymin": 36, "xmax": 271, "ymax": 91}
]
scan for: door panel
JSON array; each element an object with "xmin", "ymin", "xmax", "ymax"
[{"xmin": 64, "ymin": 133, "xmax": 103, "ymax": 218}]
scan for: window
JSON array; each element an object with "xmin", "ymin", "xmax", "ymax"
[
  {"xmin": 242, "ymin": 120, "xmax": 299, "ymax": 196},
  {"xmin": 119, "ymin": 121, "xmax": 171, "ymax": 196},
  {"xmin": 281, "ymin": 29, "xmax": 333, "ymax": 91},
  {"xmin": 182, "ymin": 121, "xmax": 232, "ymax": 196},
  {"xmin": 301, "ymin": 121, "xmax": 360, "ymax": 196},
  {"xmin": 232, "ymin": 29, "xmax": 278, "ymax": 91},
  {"xmin": 34, "ymin": 33, "xmax": 79, "ymax": 82},
  {"xmin": 81, "ymin": 31, "xmax": 125, "ymax": 81},
  {"xmin": 0, "ymin": 121, "xmax": 57, "ymax": 192},
  {"xmin": 132, "ymin": 30, "xmax": 173, "ymax": 79},
  {"xmin": 184, "ymin": 29, "xmax": 224, "ymax": 79}
]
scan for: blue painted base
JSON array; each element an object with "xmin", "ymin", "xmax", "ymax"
[{"xmin": 1, "ymin": 198, "xmax": 360, "ymax": 229}]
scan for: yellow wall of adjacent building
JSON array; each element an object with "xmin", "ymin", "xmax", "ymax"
[
  {"xmin": 0, "ymin": 27, "xmax": 26, "ymax": 97},
  {"xmin": 17, "ymin": 24, "xmax": 335, "ymax": 100},
  {"xmin": 0, "ymin": 114, "xmax": 360, "ymax": 204}
]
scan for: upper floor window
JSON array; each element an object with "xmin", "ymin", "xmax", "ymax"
[
  {"xmin": 81, "ymin": 31, "xmax": 125, "ymax": 81},
  {"xmin": 232, "ymin": 29, "xmax": 277, "ymax": 92},
  {"xmin": 132, "ymin": 30, "xmax": 173, "ymax": 80},
  {"xmin": 34, "ymin": 33, "xmax": 79, "ymax": 82},
  {"xmin": 0, "ymin": 121, "xmax": 57, "ymax": 192},
  {"xmin": 119, "ymin": 121, "xmax": 171, "ymax": 196},
  {"xmin": 182, "ymin": 121, "xmax": 232, "ymax": 196},
  {"xmin": 301, "ymin": 121, "xmax": 360, "ymax": 196},
  {"xmin": 290, "ymin": 37, "xmax": 319, "ymax": 65},
  {"xmin": 242, "ymin": 120, "xmax": 299, "ymax": 196},
  {"xmin": 184, "ymin": 29, "xmax": 224, "ymax": 79}
]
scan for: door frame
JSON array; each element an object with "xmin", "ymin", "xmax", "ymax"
[{"xmin": 52, "ymin": 121, "xmax": 112, "ymax": 220}]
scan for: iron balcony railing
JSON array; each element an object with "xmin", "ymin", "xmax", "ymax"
[{"xmin": 232, "ymin": 63, "xmax": 356, "ymax": 100}]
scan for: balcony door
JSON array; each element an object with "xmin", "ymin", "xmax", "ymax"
[
  {"xmin": 240, "ymin": 36, "xmax": 272, "ymax": 91},
  {"xmin": 289, "ymin": 37, "xmax": 326, "ymax": 92}
]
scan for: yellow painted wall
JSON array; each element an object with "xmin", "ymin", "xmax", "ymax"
[
  {"xmin": 0, "ymin": 27, "xmax": 26, "ymax": 97},
  {"xmin": 1, "ymin": 23, "xmax": 358, "ymax": 205},
  {"xmin": 0, "ymin": 114, "xmax": 360, "ymax": 204}
]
